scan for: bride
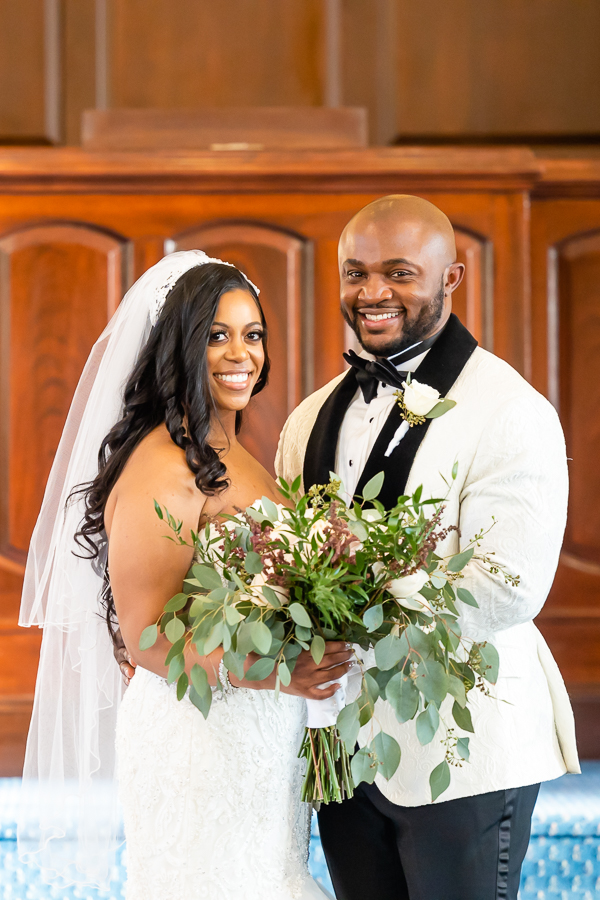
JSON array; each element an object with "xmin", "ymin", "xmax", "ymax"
[{"xmin": 18, "ymin": 251, "xmax": 348, "ymax": 899}]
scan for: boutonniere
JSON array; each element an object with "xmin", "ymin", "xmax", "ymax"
[{"xmin": 394, "ymin": 375, "xmax": 457, "ymax": 427}]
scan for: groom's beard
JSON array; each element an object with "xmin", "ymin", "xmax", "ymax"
[{"xmin": 343, "ymin": 281, "xmax": 445, "ymax": 359}]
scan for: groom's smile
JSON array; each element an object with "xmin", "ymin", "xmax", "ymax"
[{"xmin": 338, "ymin": 194, "xmax": 464, "ymax": 358}]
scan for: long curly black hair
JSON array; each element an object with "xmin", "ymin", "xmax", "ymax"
[{"xmin": 72, "ymin": 261, "xmax": 270, "ymax": 642}]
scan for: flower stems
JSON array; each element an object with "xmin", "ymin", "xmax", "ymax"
[{"xmin": 299, "ymin": 726, "xmax": 355, "ymax": 804}]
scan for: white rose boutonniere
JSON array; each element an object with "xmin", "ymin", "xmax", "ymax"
[{"xmin": 394, "ymin": 375, "xmax": 457, "ymax": 426}]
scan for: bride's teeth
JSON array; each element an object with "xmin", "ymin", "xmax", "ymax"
[
  {"xmin": 216, "ymin": 373, "xmax": 250, "ymax": 383},
  {"xmin": 364, "ymin": 312, "xmax": 400, "ymax": 321}
]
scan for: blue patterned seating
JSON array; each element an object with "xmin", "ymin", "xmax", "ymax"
[{"xmin": 2, "ymin": 764, "xmax": 599, "ymax": 899}]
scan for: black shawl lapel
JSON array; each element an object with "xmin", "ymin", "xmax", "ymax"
[
  {"xmin": 303, "ymin": 368, "xmax": 359, "ymax": 491},
  {"xmin": 354, "ymin": 314, "xmax": 478, "ymax": 509}
]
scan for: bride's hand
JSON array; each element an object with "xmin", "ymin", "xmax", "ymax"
[{"xmin": 231, "ymin": 642, "xmax": 354, "ymax": 699}]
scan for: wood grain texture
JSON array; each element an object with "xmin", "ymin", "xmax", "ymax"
[
  {"xmin": 0, "ymin": 0, "xmax": 46, "ymax": 141},
  {"xmin": 81, "ymin": 107, "xmax": 368, "ymax": 151},
  {"xmin": 392, "ymin": 0, "xmax": 600, "ymax": 137},
  {"xmin": 0, "ymin": 223, "xmax": 131, "ymax": 568},
  {"xmin": 108, "ymin": 0, "xmax": 324, "ymax": 110}
]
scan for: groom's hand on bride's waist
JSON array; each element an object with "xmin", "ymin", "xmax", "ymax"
[{"xmin": 233, "ymin": 642, "xmax": 355, "ymax": 700}]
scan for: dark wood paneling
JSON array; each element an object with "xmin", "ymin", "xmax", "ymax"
[
  {"xmin": 392, "ymin": 0, "xmax": 600, "ymax": 138},
  {"xmin": 171, "ymin": 221, "xmax": 312, "ymax": 475},
  {"xmin": 108, "ymin": 0, "xmax": 325, "ymax": 110},
  {"xmin": 0, "ymin": 0, "xmax": 46, "ymax": 142},
  {"xmin": 0, "ymin": 222, "xmax": 131, "ymax": 568}
]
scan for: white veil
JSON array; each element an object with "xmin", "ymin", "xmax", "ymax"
[{"xmin": 17, "ymin": 250, "xmax": 256, "ymax": 888}]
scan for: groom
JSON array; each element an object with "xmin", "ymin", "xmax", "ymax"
[{"xmin": 275, "ymin": 194, "xmax": 579, "ymax": 900}]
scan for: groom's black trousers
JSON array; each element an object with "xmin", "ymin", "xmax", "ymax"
[{"xmin": 317, "ymin": 780, "xmax": 540, "ymax": 900}]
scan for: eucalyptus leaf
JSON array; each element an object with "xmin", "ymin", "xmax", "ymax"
[
  {"xmin": 189, "ymin": 685, "xmax": 212, "ymax": 719},
  {"xmin": 416, "ymin": 703, "xmax": 440, "ymax": 745},
  {"xmin": 351, "ymin": 747, "xmax": 377, "ymax": 785},
  {"xmin": 362, "ymin": 471, "xmax": 385, "ymax": 502},
  {"xmin": 190, "ymin": 663, "xmax": 209, "ymax": 696},
  {"xmin": 447, "ymin": 674, "xmax": 467, "ymax": 708},
  {"xmin": 311, "ymin": 635, "xmax": 326, "ymax": 666},
  {"xmin": 251, "ymin": 620, "xmax": 272, "ymax": 655},
  {"xmin": 167, "ymin": 653, "xmax": 185, "ymax": 684},
  {"xmin": 385, "ymin": 672, "xmax": 419, "ymax": 723},
  {"xmin": 225, "ymin": 604, "xmax": 244, "ymax": 626},
  {"xmin": 204, "ymin": 621, "xmax": 224, "ymax": 655},
  {"xmin": 478, "ymin": 642, "xmax": 500, "ymax": 684},
  {"xmin": 372, "ymin": 732, "xmax": 401, "ymax": 780},
  {"xmin": 349, "ymin": 519, "xmax": 368, "ymax": 542},
  {"xmin": 457, "ymin": 587, "xmax": 479, "ymax": 608},
  {"xmin": 165, "ymin": 616, "xmax": 185, "ymax": 643},
  {"xmin": 262, "ymin": 585, "xmax": 281, "ymax": 608},
  {"xmin": 245, "ymin": 551, "xmax": 264, "ymax": 575},
  {"xmin": 139, "ymin": 623, "xmax": 158, "ymax": 651},
  {"xmin": 457, "ymin": 736, "xmax": 470, "ymax": 762},
  {"xmin": 425, "ymin": 398, "xmax": 457, "ymax": 419},
  {"xmin": 165, "ymin": 637, "xmax": 185, "ymax": 666},
  {"xmin": 363, "ymin": 605, "xmax": 384, "ymax": 633},
  {"xmin": 223, "ymin": 650, "xmax": 246, "ymax": 682},
  {"xmin": 295, "ymin": 625, "xmax": 312, "ymax": 642},
  {"xmin": 337, "ymin": 700, "xmax": 360, "ymax": 752},
  {"xmin": 261, "ymin": 496, "xmax": 280, "ymax": 522},
  {"xmin": 415, "ymin": 659, "xmax": 448, "ymax": 704},
  {"xmin": 164, "ymin": 592, "xmax": 188, "ymax": 613},
  {"xmin": 246, "ymin": 656, "xmax": 275, "ymax": 681},
  {"xmin": 446, "ymin": 547, "xmax": 474, "ymax": 573},
  {"xmin": 405, "ymin": 624, "xmax": 434, "ymax": 660},
  {"xmin": 289, "ymin": 602, "xmax": 312, "ymax": 629},
  {"xmin": 176, "ymin": 672, "xmax": 189, "ymax": 701},
  {"xmin": 452, "ymin": 700, "xmax": 474, "ymax": 733},
  {"xmin": 192, "ymin": 564, "xmax": 224, "ymax": 590},
  {"xmin": 375, "ymin": 634, "xmax": 404, "ymax": 671},
  {"xmin": 430, "ymin": 759, "xmax": 451, "ymax": 801},
  {"xmin": 278, "ymin": 660, "xmax": 292, "ymax": 687}
]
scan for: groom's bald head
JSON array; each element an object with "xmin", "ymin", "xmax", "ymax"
[{"xmin": 339, "ymin": 195, "xmax": 464, "ymax": 357}]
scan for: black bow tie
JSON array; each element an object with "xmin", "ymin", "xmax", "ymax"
[
  {"xmin": 343, "ymin": 352, "xmax": 408, "ymax": 403},
  {"xmin": 343, "ymin": 331, "xmax": 443, "ymax": 403}
]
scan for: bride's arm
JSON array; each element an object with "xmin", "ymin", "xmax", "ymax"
[{"xmin": 108, "ymin": 449, "xmax": 353, "ymax": 697}]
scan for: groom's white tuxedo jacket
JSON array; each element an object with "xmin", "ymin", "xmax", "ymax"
[{"xmin": 275, "ymin": 314, "xmax": 580, "ymax": 807}]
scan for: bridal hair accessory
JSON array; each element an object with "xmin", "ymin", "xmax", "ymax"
[
  {"xmin": 394, "ymin": 375, "xmax": 456, "ymax": 427},
  {"xmin": 148, "ymin": 256, "xmax": 259, "ymax": 326},
  {"xmin": 17, "ymin": 249, "xmax": 253, "ymax": 890}
]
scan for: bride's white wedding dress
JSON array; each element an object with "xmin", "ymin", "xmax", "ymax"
[{"xmin": 116, "ymin": 665, "xmax": 331, "ymax": 900}]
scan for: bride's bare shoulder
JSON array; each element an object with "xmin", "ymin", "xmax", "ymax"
[{"xmin": 105, "ymin": 426, "xmax": 201, "ymax": 535}]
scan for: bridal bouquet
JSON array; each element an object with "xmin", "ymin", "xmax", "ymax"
[{"xmin": 141, "ymin": 470, "xmax": 513, "ymax": 803}]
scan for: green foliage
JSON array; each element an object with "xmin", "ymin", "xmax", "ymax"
[
  {"xmin": 430, "ymin": 759, "xmax": 451, "ymax": 801},
  {"xmin": 152, "ymin": 466, "xmax": 510, "ymax": 807}
]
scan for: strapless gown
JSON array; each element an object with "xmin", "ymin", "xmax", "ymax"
[{"xmin": 116, "ymin": 664, "xmax": 331, "ymax": 900}]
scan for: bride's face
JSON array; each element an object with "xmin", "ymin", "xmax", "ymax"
[{"xmin": 206, "ymin": 288, "xmax": 265, "ymax": 413}]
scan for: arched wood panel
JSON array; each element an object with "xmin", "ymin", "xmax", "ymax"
[
  {"xmin": 169, "ymin": 222, "xmax": 312, "ymax": 476},
  {"xmin": 453, "ymin": 226, "xmax": 493, "ymax": 350},
  {"xmin": 0, "ymin": 223, "xmax": 132, "ymax": 571}
]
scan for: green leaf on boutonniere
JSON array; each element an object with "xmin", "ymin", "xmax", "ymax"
[{"xmin": 425, "ymin": 398, "xmax": 457, "ymax": 419}]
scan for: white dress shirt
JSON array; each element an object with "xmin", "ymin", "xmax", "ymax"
[{"xmin": 335, "ymin": 350, "xmax": 430, "ymax": 501}]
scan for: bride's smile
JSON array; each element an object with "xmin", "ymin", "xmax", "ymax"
[{"xmin": 207, "ymin": 288, "xmax": 265, "ymax": 411}]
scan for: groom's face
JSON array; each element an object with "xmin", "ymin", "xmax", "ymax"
[{"xmin": 339, "ymin": 216, "xmax": 462, "ymax": 358}]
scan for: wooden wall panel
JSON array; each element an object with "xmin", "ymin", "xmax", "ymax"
[
  {"xmin": 392, "ymin": 0, "xmax": 600, "ymax": 137},
  {"xmin": 170, "ymin": 221, "xmax": 312, "ymax": 475},
  {"xmin": 107, "ymin": 0, "xmax": 325, "ymax": 110},
  {"xmin": 0, "ymin": 223, "xmax": 131, "ymax": 568},
  {"xmin": 0, "ymin": 0, "xmax": 46, "ymax": 141}
]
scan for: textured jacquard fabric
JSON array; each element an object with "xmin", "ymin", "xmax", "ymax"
[
  {"xmin": 275, "ymin": 346, "xmax": 578, "ymax": 806},
  {"xmin": 116, "ymin": 667, "xmax": 328, "ymax": 900}
]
